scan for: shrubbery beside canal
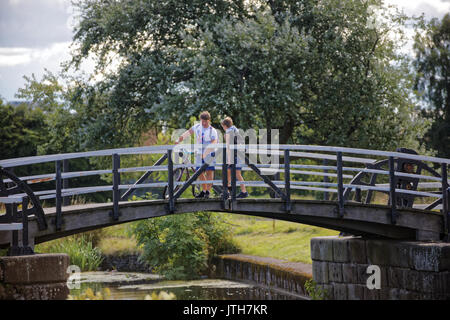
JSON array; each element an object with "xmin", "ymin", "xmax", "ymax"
[
  {"xmin": 132, "ymin": 212, "xmax": 240, "ymax": 280},
  {"xmin": 35, "ymin": 234, "xmax": 104, "ymax": 271}
]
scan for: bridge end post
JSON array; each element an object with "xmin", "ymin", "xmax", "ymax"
[
  {"xmin": 388, "ymin": 156, "xmax": 397, "ymax": 225},
  {"xmin": 336, "ymin": 152, "xmax": 345, "ymax": 217},
  {"xmin": 110, "ymin": 153, "xmax": 121, "ymax": 221},
  {"xmin": 442, "ymin": 163, "xmax": 449, "ymax": 241},
  {"xmin": 167, "ymin": 149, "xmax": 175, "ymax": 213}
]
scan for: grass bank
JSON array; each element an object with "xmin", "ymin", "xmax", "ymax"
[
  {"xmin": 224, "ymin": 213, "xmax": 338, "ymax": 264},
  {"xmin": 93, "ymin": 213, "xmax": 338, "ymax": 265}
]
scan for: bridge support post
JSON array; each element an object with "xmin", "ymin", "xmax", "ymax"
[
  {"xmin": 6, "ymin": 197, "xmax": 34, "ymax": 256},
  {"xmin": 0, "ymin": 253, "xmax": 70, "ymax": 300}
]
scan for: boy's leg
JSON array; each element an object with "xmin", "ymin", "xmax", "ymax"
[
  {"xmin": 236, "ymin": 170, "xmax": 247, "ymax": 193},
  {"xmin": 205, "ymin": 170, "xmax": 214, "ymax": 192},
  {"xmin": 198, "ymin": 171, "xmax": 207, "ymax": 191}
]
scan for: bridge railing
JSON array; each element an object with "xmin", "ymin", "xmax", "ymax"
[{"xmin": 0, "ymin": 143, "xmax": 449, "ymax": 241}]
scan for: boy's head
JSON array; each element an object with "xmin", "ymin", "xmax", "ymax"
[
  {"xmin": 221, "ymin": 117, "xmax": 233, "ymax": 130},
  {"xmin": 199, "ymin": 111, "xmax": 211, "ymax": 127}
]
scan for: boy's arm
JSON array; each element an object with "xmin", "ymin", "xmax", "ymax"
[
  {"xmin": 202, "ymin": 138, "xmax": 217, "ymax": 159},
  {"xmin": 176, "ymin": 128, "xmax": 194, "ymax": 144}
]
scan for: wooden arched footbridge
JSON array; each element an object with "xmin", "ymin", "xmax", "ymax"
[{"xmin": 1, "ymin": 143, "xmax": 449, "ymax": 255}]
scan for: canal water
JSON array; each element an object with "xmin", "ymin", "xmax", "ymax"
[{"xmin": 69, "ymin": 272, "xmax": 303, "ymax": 300}]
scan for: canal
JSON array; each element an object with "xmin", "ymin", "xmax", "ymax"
[{"xmin": 69, "ymin": 272, "xmax": 305, "ymax": 300}]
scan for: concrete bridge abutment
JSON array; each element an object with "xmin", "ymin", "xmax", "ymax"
[
  {"xmin": 311, "ymin": 236, "xmax": 450, "ymax": 300},
  {"xmin": 0, "ymin": 253, "xmax": 70, "ymax": 300}
]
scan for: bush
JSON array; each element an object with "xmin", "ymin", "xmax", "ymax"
[
  {"xmin": 35, "ymin": 234, "xmax": 103, "ymax": 271},
  {"xmin": 132, "ymin": 212, "xmax": 240, "ymax": 280}
]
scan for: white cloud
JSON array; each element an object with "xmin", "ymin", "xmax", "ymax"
[
  {"xmin": 0, "ymin": 42, "xmax": 71, "ymax": 67},
  {"xmin": 385, "ymin": 0, "xmax": 450, "ymax": 19}
]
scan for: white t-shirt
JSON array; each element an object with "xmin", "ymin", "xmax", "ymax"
[
  {"xmin": 190, "ymin": 123, "xmax": 218, "ymax": 165},
  {"xmin": 191, "ymin": 123, "xmax": 218, "ymax": 145}
]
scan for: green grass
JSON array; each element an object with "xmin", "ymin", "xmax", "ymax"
[
  {"xmin": 225, "ymin": 213, "xmax": 339, "ymax": 264},
  {"xmin": 82, "ymin": 211, "xmax": 338, "ymax": 264},
  {"xmin": 35, "ymin": 234, "xmax": 104, "ymax": 271},
  {"xmin": 96, "ymin": 223, "xmax": 142, "ymax": 256}
]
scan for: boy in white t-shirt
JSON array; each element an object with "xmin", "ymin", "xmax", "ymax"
[{"xmin": 176, "ymin": 111, "xmax": 218, "ymax": 198}]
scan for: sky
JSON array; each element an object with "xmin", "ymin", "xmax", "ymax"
[{"xmin": 0, "ymin": 0, "xmax": 449, "ymax": 102}]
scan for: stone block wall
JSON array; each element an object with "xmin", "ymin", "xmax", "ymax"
[
  {"xmin": 212, "ymin": 254, "xmax": 312, "ymax": 298},
  {"xmin": 311, "ymin": 236, "xmax": 450, "ymax": 300},
  {"xmin": 0, "ymin": 253, "xmax": 70, "ymax": 300},
  {"xmin": 100, "ymin": 253, "xmax": 151, "ymax": 273}
]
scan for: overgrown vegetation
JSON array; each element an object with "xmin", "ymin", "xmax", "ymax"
[
  {"xmin": 132, "ymin": 212, "xmax": 240, "ymax": 280},
  {"xmin": 35, "ymin": 234, "xmax": 103, "ymax": 271},
  {"xmin": 305, "ymin": 279, "xmax": 328, "ymax": 300}
]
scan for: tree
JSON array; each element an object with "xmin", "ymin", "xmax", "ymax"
[
  {"xmin": 0, "ymin": 99, "xmax": 48, "ymax": 160},
  {"xmin": 16, "ymin": 70, "xmax": 82, "ymax": 155},
  {"xmin": 14, "ymin": 71, "xmax": 110, "ymax": 202},
  {"xmin": 67, "ymin": 0, "xmax": 424, "ymax": 150},
  {"xmin": 413, "ymin": 14, "xmax": 450, "ymax": 158}
]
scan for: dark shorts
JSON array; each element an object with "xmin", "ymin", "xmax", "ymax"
[
  {"xmin": 196, "ymin": 166, "xmax": 215, "ymax": 171},
  {"xmin": 227, "ymin": 164, "xmax": 242, "ymax": 171}
]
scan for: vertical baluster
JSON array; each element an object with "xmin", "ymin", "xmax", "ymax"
[
  {"xmin": 442, "ymin": 163, "xmax": 449, "ymax": 239},
  {"xmin": 9, "ymin": 202, "xmax": 19, "ymax": 255},
  {"xmin": 336, "ymin": 152, "xmax": 345, "ymax": 217},
  {"xmin": 355, "ymin": 188, "xmax": 362, "ymax": 203},
  {"xmin": 231, "ymin": 136, "xmax": 237, "ymax": 207},
  {"xmin": 323, "ymin": 159, "xmax": 329, "ymax": 201},
  {"xmin": 167, "ymin": 149, "xmax": 174, "ymax": 213},
  {"xmin": 389, "ymin": 156, "xmax": 397, "ymax": 224},
  {"xmin": 284, "ymin": 149, "xmax": 291, "ymax": 213},
  {"xmin": 112, "ymin": 153, "xmax": 120, "ymax": 220},
  {"xmin": 55, "ymin": 160, "xmax": 62, "ymax": 230},
  {"xmin": 63, "ymin": 159, "xmax": 70, "ymax": 206},
  {"xmin": 222, "ymin": 143, "xmax": 229, "ymax": 209},
  {"xmin": 21, "ymin": 196, "xmax": 32, "ymax": 253}
]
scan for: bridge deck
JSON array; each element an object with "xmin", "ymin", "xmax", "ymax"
[{"xmin": 0, "ymin": 198, "xmax": 443, "ymax": 248}]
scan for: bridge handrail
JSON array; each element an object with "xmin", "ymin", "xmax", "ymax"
[
  {"xmin": 7, "ymin": 178, "xmax": 442, "ymax": 203},
  {"xmin": 1, "ymin": 142, "xmax": 449, "ymax": 243},
  {"xmin": 1, "ymin": 143, "xmax": 450, "ymax": 168}
]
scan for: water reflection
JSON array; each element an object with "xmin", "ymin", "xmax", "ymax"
[{"xmin": 69, "ymin": 273, "xmax": 303, "ymax": 300}]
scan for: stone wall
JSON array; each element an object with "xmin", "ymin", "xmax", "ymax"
[
  {"xmin": 100, "ymin": 253, "xmax": 151, "ymax": 273},
  {"xmin": 212, "ymin": 254, "xmax": 312, "ymax": 298},
  {"xmin": 0, "ymin": 253, "xmax": 70, "ymax": 300},
  {"xmin": 311, "ymin": 236, "xmax": 450, "ymax": 300}
]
